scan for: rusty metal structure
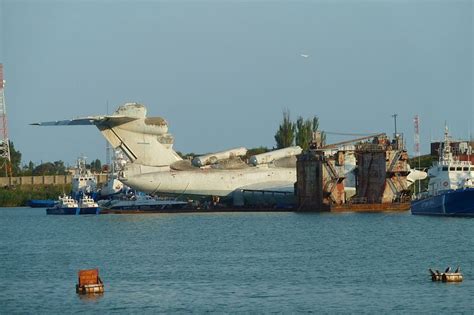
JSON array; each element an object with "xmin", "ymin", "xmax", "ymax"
[
  {"xmin": 353, "ymin": 134, "xmax": 410, "ymax": 204},
  {"xmin": 296, "ymin": 133, "xmax": 411, "ymax": 212},
  {"xmin": 296, "ymin": 150, "xmax": 345, "ymax": 211}
]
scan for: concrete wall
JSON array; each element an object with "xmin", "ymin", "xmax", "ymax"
[{"xmin": 0, "ymin": 174, "xmax": 108, "ymax": 187}]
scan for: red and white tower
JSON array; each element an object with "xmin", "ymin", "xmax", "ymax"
[{"xmin": 0, "ymin": 64, "xmax": 11, "ymax": 176}]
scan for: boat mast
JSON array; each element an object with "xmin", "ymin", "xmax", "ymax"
[{"xmin": 441, "ymin": 124, "xmax": 452, "ymax": 163}]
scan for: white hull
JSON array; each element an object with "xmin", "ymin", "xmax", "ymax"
[{"xmin": 124, "ymin": 166, "xmax": 296, "ymax": 196}]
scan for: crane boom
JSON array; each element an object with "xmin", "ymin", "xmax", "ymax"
[{"xmin": 321, "ymin": 133, "xmax": 386, "ymax": 149}]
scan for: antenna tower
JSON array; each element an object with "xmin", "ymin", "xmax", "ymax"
[
  {"xmin": 413, "ymin": 115, "xmax": 421, "ymax": 193},
  {"xmin": 413, "ymin": 115, "xmax": 420, "ymax": 158},
  {"xmin": 105, "ymin": 101, "xmax": 111, "ymax": 175},
  {"xmin": 0, "ymin": 64, "xmax": 11, "ymax": 177}
]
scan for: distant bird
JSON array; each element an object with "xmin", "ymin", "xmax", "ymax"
[
  {"xmin": 455, "ymin": 266, "xmax": 460, "ymax": 273},
  {"xmin": 300, "ymin": 54, "xmax": 309, "ymax": 58},
  {"xmin": 429, "ymin": 268, "xmax": 436, "ymax": 276},
  {"xmin": 436, "ymin": 269, "xmax": 441, "ymax": 275},
  {"xmin": 445, "ymin": 266, "xmax": 451, "ymax": 273}
]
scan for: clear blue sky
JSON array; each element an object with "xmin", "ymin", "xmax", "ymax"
[{"xmin": 0, "ymin": 0, "xmax": 472, "ymax": 166}]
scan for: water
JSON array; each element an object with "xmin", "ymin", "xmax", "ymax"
[{"xmin": 1, "ymin": 208, "xmax": 473, "ymax": 313}]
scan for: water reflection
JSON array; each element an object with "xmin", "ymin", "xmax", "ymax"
[{"xmin": 77, "ymin": 292, "xmax": 104, "ymax": 303}]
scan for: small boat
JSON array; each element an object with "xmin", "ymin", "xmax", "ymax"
[
  {"xmin": 46, "ymin": 195, "xmax": 80, "ymax": 215},
  {"xmin": 78, "ymin": 195, "xmax": 100, "ymax": 215},
  {"xmin": 411, "ymin": 126, "xmax": 474, "ymax": 216},
  {"xmin": 46, "ymin": 194, "xmax": 100, "ymax": 215},
  {"xmin": 99, "ymin": 194, "xmax": 187, "ymax": 212},
  {"xmin": 27, "ymin": 199, "xmax": 56, "ymax": 208}
]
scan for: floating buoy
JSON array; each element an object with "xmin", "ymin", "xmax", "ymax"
[
  {"xmin": 76, "ymin": 269, "xmax": 104, "ymax": 294},
  {"xmin": 429, "ymin": 266, "xmax": 462, "ymax": 282},
  {"xmin": 442, "ymin": 272, "xmax": 463, "ymax": 282},
  {"xmin": 429, "ymin": 268, "xmax": 443, "ymax": 281}
]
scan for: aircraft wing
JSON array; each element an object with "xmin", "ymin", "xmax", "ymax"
[{"xmin": 31, "ymin": 115, "xmax": 138, "ymax": 126}]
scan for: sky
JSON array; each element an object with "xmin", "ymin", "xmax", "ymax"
[{"xmin": 0, "ymin": 0, "xmax": 472, "ymax": 166}]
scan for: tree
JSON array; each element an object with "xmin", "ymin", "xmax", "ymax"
[
  {"xmin": 274, "ymin": 109, "xmax": 295, "ymax": 149},
  {"xmin": 312, "ymin": 116, "xmax": 326, "ymax": 146},
  {"xmin": 33, "ymin": 161, "xmax": 68, "ymax": 175},
  {"xmin": 33, "ymin": 162, "xmax": 56, "ymax": 175},
  {"xmin": 28, "ymin": 161, "xmax": 35, "ymax": 173},
  {"xmin": 21, "ymin": 161, "xmax": 35, "ymax": 176},
  {"xmin": 91, "ymin": 159, "xmax": 102, "ymax": 173},
  {"xmin": 295, "ymin": 116, "xmax": 313, "ymax": 151},
  {"xmin": 53, "ymin": 160, "xmax": 67, "ymax": 174},
  {"xmin": 85, "ymin": 159, "xmax": 102, "ymax": 173},
  {"xmin": 245, "ymin": 146, "xmax": 269, "ymax": 160},
  {"xmin": 294, "ymin": 115, "xmax": 326, "ymax": 151}
]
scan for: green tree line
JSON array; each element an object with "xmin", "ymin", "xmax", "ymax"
[{"xmin": 0, "ymin": 141, "xmax": 103, "ymax": 177}]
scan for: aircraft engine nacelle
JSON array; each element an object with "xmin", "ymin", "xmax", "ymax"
[
  {"xmin": 192, "ymin": 147, "xmax": 248, "ymax": 167},
  {"xmin": 116, "ymin": 117, "xmax": 169, "ymax": 135},
  {"xmin": 110, "ymin": 103, "xmax": 169, "ymax": 135},
  {"xmin": 250, "ymin": 146, "xmax": 302, "ymax": 166}
]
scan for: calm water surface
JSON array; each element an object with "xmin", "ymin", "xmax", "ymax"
[{"xmin": 1, "ymin": 208, "xmax": 473, "ymax": 313}]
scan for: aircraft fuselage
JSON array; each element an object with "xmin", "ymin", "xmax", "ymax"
[{"xmin": 123, "ymin": 165, "xmax": 296, "ymax": 197}]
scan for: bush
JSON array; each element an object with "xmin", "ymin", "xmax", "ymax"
[{"xmin": 0, "ymin": 184, "xmax": 72, "ymax": 207}]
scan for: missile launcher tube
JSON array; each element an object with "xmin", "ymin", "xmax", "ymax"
[
  {"xmin": 250, "ymin": 146, "xmax": 302, "ymax": 166},
  {"xmin": 192, "ymin": 147, "xmax": 248, "ymax": 167}
]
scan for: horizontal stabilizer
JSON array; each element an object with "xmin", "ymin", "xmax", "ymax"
[
  {"xmin": 31, "ymin": 116, "xmax": 138, "ymax": 127},
  {"xmin": 31, "ymin": 103, "xmax": 181, "ymax": 167}
]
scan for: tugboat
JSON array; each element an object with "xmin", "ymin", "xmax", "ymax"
[
  {"xmin": 47, "ymin": 194, "xmax": 100, "ymax": 215},
  {"xmin": 46, "ymin": 195, "xmax": 80, "ymax": 215},
  {"xmin": 411, "ymin": 126, "xmax": 474, "ymax": 216},
  {"xmin": 78, "ymin": 195, "xmax": 101, "ymax": 215}
]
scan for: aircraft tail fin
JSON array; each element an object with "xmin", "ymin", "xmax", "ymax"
[{"xmin": 32, "ymin": 103, "xmax": 182, "ymax": 167}]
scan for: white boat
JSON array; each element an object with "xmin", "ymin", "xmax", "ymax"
[
  {"xmin": 78, "ymin": 195, "xmax": 99, "ymax": 209},
  {"xmin": 99, "ymin": 194, "xmax": 187, "ymax": 211},
  {"xmin": 72, "ymin": 156, "xmax": 98, "ymax": 200},
  {"xmin": 46, "ymin": 195, "xmax": 79, "ymax": 215},
  {"xmin": 411, "ymin": 126, "xmax": 474, "ymax": 216},
  {"xmin": 47, "ymin": 194, "xmax": 100, "ymax": 215}
]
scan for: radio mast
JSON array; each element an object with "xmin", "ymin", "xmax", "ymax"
[
  {"xmin": 413, "ymin": 115, "xmax": 421, "ymax": 193},
  {"xmin": 0, "ymin": 64, "xmax": 11, "ymax": 176}
]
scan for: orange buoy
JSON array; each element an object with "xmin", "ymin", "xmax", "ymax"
[{"xmin": 76, "ymin": 269, "xmax": 104, "ymax": 294}]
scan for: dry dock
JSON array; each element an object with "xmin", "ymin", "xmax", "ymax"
[{"xmin": 296, "ymin": 134, "xmax": 412, "ymax": 213}]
